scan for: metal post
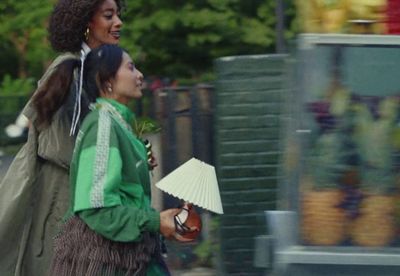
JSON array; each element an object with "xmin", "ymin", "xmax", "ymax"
[
  {"xmin": 275, "ymin": 0, "xmax": 286, "ymax": 53},
  {"xmin": 166, "ymin": 88, "xmax": 177, "ymax": 174},
  {"xmin": 190, "ymin": 87, "xmax": 200, "ymax": 159}
]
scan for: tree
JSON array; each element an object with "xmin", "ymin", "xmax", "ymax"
[
  {"xmin": 120, "ymin": 0, "xmax": 295, "ymax": 80},
  {"xmin": 0, "ymin": 0, "xmax": 298, "ymax": 83},
  {"xmin": 0, "ymin": 0, "xmax": 55, "ymax": 79}
]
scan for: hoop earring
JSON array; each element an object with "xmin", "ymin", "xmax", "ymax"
[{"xmin": 84, "ymin": 28, "xmax": 90, "ymax": 41}]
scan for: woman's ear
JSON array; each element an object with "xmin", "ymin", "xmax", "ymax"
[{"xmin": 106, "ymin": 82, "xmax": 113, "ymax": 93}]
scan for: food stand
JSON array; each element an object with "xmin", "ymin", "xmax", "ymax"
[{"xmin": 268, "ymin": 33, "xmax": 400, "ymax": 276}]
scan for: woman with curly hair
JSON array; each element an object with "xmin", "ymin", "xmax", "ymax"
[{"xmin": 0, "ymin": 0, "xmax": 125, "ymax": 275}]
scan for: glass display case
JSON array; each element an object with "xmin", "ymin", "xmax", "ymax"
[
  {"xmin": 289, "ymin": 34, "xmax": 400, "ymax": 247},
  {"xmin": 296, "ymin": 0, "xmax": 400, "ymax": 35}
]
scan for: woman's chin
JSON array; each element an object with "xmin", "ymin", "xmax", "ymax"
[{"xmin": 133, "ymin": 90, "xmax": 143, "ymax": 99}]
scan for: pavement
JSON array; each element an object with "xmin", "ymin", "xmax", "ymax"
[{"xmin": 171, "ymin": 267, "xmax": 217, "ymax": 276}]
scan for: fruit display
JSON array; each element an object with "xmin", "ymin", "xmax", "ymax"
[
  {"xmin": 300, "ymin": 87, "xmax": 353, "ymax": 246},
  {"xmin": 387, "ymin": 0, "xmax": 400, "ymax": 34},
  {"xmin": 297, "ymin": 0, "xmax": 351, "ymax": 33},
  {"xmin": 291, "ymin": 33, "xmax": 400, "ymax": 249},
  {"xmin": 297, "ymin": 0, "xmax": 395, "ymax": 34},
  {"xmin": 298, "ymin": 42, "xmax": 400, "ymax": 246},
  {"xmin": 301, "ymin": 185, "xmax": 347, "ymax": 245},
  {"xmin": 351, "ymin": 195, "xmax": 395, "ymax": 246},
  {"xmin": 301, "ymin": 90, "xmax": 400, "ymax": 246},
  {"xmin": 348, "ymin": 97, "xmax": 399, "ymax": 246}
]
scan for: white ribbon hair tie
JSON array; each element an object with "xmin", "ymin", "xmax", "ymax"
[{"xmin": 70, "ymin": 49, "xmax": 88, "ymax": 136}]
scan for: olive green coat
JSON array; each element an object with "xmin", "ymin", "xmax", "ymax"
[{"xmin": 0, "ymin": 53, "xmax": 79, "ymax": 276}]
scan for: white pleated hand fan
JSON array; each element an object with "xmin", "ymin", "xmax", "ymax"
[{"xmin": 156, "ymin": 158, "xmax": 224, "ymax": 214}]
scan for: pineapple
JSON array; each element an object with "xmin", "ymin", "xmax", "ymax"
[
  {"xmin": 350, "ymin": 97, "xmax": 398, "ymax": 246},
  {"xmin": 301, "ymin": 86, "xmax": 355, "ymax": 246},
  {"xmin": 301, "ymin": 180, "xmax": 347, "ymax": 245},
  {"xmin": 301, "ymin": 132, "xmax": 349, "ymax": 245},
  {"xmin": 351, "ymin": 194, "xmax": 395, "ymax": 246}
]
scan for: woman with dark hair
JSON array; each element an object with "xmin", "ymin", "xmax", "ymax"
[
  {"xmin": 50, "ymin": 44, "xmax": 187, "ymax": 276},
  {"xmin": 0, "ymin": 0, "xmax": 125, "ymax": 275}
]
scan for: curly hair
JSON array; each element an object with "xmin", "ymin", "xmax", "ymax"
[{"xmin": 48, "ymin": 0, "xmax": 124, "ymax": 53}]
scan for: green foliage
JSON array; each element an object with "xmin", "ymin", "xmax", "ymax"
[
  {"xmin": 307, "ymin": 88, "xmax": 357, "ymax": 189},
  {"xmin": 0, "ymin": 75, "xmax": 34, "ymax": 95},
  {"xmin": 0, "ymin": 0, "xmax": 55, "ymax": 78},
  {"xmin": 284, "ymin": 0, "xmax": 299, "ymax": 40},
  {"xmin": 0, "ymin": 75, "xmax": 33, "ymax": 114},
  {"xmin": 133, "ymin": 117, "xmax": 161, "ymax": 138},
  {"xmin": 0, "ymin": 0, "xmax": 298, "ymax": 85},
  {"xmin": 177, "ymin": 71, "xmax": 217, "ymax": 86},
  {"xmin": 0, "ymin": 41, "xmax": 18, "ymax": 77},
  {"xmin": 193, "ymin": 216, "xmax": 220, "ymax": 267},
  {"xmin": 120, "ymin": 0, "xmax": 297, "ymax": 80},
  {"xmin": 309, "ymin": 132, "xmax": 350, "ymax": 189},
  {"xmin": 352, "ymin": 98, "xmax": 399, "ymax": 192},
  {"xmin": 193, "ymin": 240, "xmax": 214, "ymax": 266}
]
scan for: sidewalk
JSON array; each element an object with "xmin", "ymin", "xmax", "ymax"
[{"xmin": 171, "ymin": 267, "xmax": 217, "ymax": 276}]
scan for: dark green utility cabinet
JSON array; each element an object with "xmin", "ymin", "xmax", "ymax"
[{"xmin": 214, "ymin": 54, "xmax": 288, "ymax": 275}]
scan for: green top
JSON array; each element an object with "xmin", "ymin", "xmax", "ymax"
[{"xmin": 69, "ymin": 98, "xmax": 166, "ymax": 275}]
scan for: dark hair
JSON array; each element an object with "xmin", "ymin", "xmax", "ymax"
[
  {"xmin": 33, "ymin": 44, "xmax": 124, "ymax": 127},
  {"xmin": 48, "ymin": 0, "xmax": 124, "ymax": 53},
  {"xmin": 32, "ymin": 59, "xmax": 79, "ymax": 127},
  {"xmin": 83, "ymin": 44, "xmax": 124, "ymax": 101}
]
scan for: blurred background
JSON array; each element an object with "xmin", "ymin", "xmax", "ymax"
[{"xmin": 1, "ymin": 0, "xmax": 400, "ymax": 275}]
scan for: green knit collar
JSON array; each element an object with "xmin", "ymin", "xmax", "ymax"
[{"xmin": 96, "ymin": 98, "xmax": 135, "ymax": 124}]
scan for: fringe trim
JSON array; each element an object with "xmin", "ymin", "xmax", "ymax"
[{"xmin": 50, "ymin": 216, "xmax": 158, "ymax": 276}]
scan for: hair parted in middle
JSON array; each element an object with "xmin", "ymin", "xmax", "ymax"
[{"xmin": 48, "ymin": 0, "xmax": 124, "ymax": 53}]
